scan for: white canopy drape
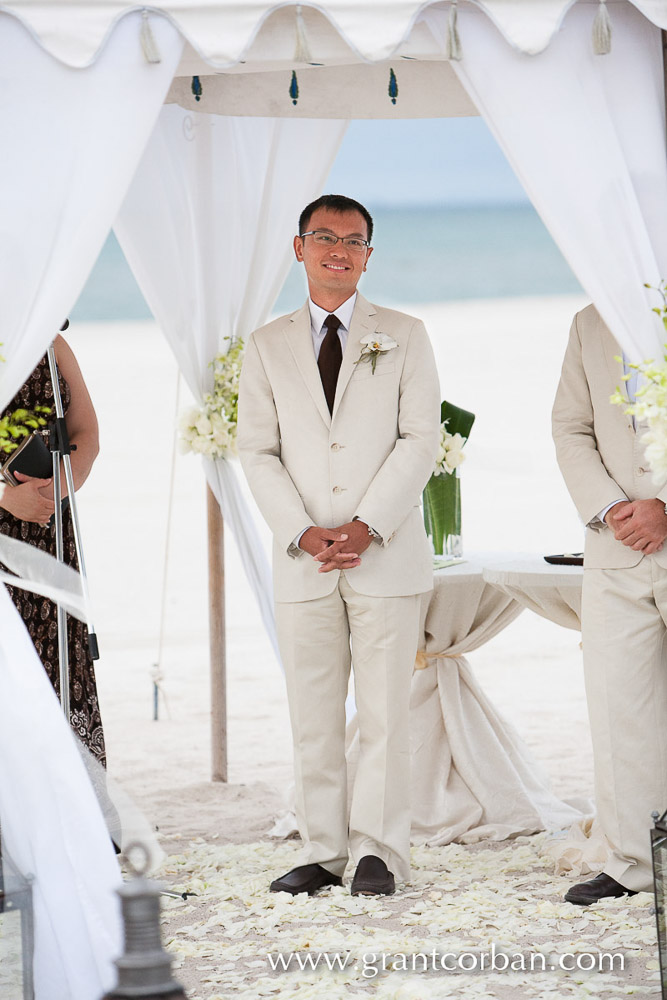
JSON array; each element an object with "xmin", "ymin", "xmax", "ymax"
[
  {"xmin": 0, "ymin": 15, "xmax": 182, "ymax": 997},
  {"xmin": 0, "ymin": 11, "xmax": 183, "ymax": 414},
  {"xmin": 0, "ymin": 586, "xmax": 121, "ymax": 999},
  {"xmin": 114, "ymin": 107, "xmax": 347, "ymax": 653},
  {"xmin": 441, "ymin": 0, "xmax": 667, "ymax": 359}
]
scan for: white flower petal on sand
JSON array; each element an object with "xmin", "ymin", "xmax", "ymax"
[{"xmin": 152, "ymin": 836, "xmax": 657, "ymax": 1000}]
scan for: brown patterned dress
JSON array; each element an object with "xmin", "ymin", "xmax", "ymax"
[{"xmin": 0, "ymin": 355, "xmax": 106, "ymax": 765}]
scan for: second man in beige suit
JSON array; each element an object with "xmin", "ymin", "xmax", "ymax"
[{"xmin": 553, "ymin": 303, "xmax": 667, "ymax": 904}]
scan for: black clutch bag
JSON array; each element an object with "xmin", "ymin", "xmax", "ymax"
[{"xmin": 0, "ymin": 432, "xmax": 52, "ymax": 486}]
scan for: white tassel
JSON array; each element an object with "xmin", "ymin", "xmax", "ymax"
[
  {"xmin": 140, "ymin": 9, "xmax": 162, "ymax": 64},
  {"xmin": 294, "ymin": 4, "xmax": 313, "ymax": 64},
  {"xmin": 592, "ymin": 0, "xmax": 612, "ymax": 55},
  {"xmin": 446, "ymin": 1, "xmax": 462, "ymax": 62}
]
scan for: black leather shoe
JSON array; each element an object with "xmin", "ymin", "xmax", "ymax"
[
  {"xmin": 350, "ymin": 855, "xmax": 395, "ymax": 896},
  {"xmin": 564, "ymin": 872, "xmax": 638, "ymax": 906},
  {"xmin": 270, "ymin": 863, "xmax": 342, "ymax": 896}
]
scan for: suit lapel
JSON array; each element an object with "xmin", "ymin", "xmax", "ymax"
[
  {"xmin": 331, "ymin": 293, "xmax": 378, "ymax": 421},
  {"xmin": 284, "ymin": 301, "xmax": 332, "ymax": 428}
]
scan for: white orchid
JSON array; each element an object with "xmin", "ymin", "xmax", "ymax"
[
  {"xmin": 179, "ymin": 338, "xmax": 244, "ymax": 461},
  {"xmin": 610, "ymin": 282, "xmax": 667, "ymax": 482},
  {"xmin": 355, "ymin": 332, "xmax": 398, "ymax": 373},
  {"xmin": 433, "ymin": 423, "xmax": 467, "ymax": 476}
]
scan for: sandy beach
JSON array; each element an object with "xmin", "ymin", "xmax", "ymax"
[{"xmin": 42, "ymin": 291, "xmax": 660, "ymax": 998}]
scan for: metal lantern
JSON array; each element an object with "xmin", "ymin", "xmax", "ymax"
[
  {"xmin": 652, "ymin": 809, "xmax": 667, "ymax": 999},
  {"xmin": 0, "ymin": 831, "xmax": 35, "ymax": 1000},
  {"xmin": 102, "ymin": 842, "xmax": 186, "ymax": 1000}
]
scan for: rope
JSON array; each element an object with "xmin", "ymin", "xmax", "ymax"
[
  {"xmin": 447, "ymin": 1, "xmax": 462, "ymax": 61},
  {"xmin": 140, "ymin": 9, "xmax": 162, "ymax": 64},
  {"xmin": 151, "ymin": 367, "xmax": 181, "ymax": 720},
  {"xmin": 592, "ymin": 0, "xmax": 612, "ymax": 55},
  {"xmin": 294, "ymin": 4, "xmax": 313, "ymax": 63},
  {"xmin": 415, "ymin": 649, "xmax": 463, "ymax": 670}
]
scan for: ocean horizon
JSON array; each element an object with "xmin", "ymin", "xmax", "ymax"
[{"xmin": 71, "ymin": 202, "xmax": 582, "ymax": 323}]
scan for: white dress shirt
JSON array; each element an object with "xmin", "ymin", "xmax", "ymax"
[{"xmin": 308, "ymin": 292, "xmax": 356, "ymax": 358}]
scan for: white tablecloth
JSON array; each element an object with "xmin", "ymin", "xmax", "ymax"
[
  {"xmin": 403, "ymin": 556, "xmax": 583, "ymax": 845},
  {"xmin": 483, "ymin": 557, "xmax": 583, "ymax": 630}
]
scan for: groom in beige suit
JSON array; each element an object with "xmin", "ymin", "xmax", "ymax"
[
  {"xmin": 238, "ymin": 194, "xmax": 440, "ymax": 895},
  {"xmin": 553, "ymin": 303, "xmax": 667, "ymax": 904}
]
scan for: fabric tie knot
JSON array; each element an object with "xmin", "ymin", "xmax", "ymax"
[{"xmin": 318, "ymin": 314, "xmax": 342, "ymax": 415}]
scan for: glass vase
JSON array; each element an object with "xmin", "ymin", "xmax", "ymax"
[{"xmin": 422, "ymin": 469, "xmax": 462, "ymax": 558}]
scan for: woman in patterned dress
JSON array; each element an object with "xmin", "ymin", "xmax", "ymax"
[{"xmin": 0, "ymin": 335, "xmax": 106, "ymax": 765}]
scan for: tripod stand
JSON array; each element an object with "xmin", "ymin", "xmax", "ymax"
[{"xmin": 47, "ymin": 327, "xmax": 99, "ymax": 722}]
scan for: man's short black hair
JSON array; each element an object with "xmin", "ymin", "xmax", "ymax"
[{"xmin": 299, "ymin": 194, "xmax": 374, "ymax": 243}]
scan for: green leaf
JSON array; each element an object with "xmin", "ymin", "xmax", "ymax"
[{"xmin": 440, "ymin": 400, "xmax": 475, "ymax": 441}]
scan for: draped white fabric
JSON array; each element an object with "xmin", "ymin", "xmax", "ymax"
[
  {"xmin": 0, "ymin": 12, "xmax": 183, "ymax": 413},
  {"xmin": 0, "ymin": 585, "xmax": 122, "ymax": 1000},
  {"xmin": 114, "ymin": 107, "xmax": 347, "ymax": 657},
  {"xmin": 424, "ymin": 1, "xmax": 667, "ymax": 361},
  {"xmin": 3, "ymin": 1, "xmax": 667, "ymax": 66},
  {"xmin": 0, "ymin": 14, "xmax": 182, "ymax": 995}
]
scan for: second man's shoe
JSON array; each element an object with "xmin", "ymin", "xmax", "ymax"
[
  {"xmin": 270, "ymin": 863, "xmax": 342, "ymax": 896},
  {"xmin": 564, "ymin": 872, "xmax": 638, "ymax": 906},
  {"xmin": 350, "ymin": 855, "xmax": 395, "ymax": 896}
]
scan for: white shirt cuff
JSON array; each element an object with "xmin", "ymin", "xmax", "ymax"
[{"xmin": 596, "ymin": 499, "xmax": 626, "ymax": 525}]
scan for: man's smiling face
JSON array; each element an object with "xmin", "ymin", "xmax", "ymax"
[{"xmin": 294, "ymin": 207, "xmax": 373, "ymax": 309}]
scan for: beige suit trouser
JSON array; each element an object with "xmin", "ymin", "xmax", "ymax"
[
  {"xmin": 582, "ymin": 559, "xmax": 667, "ymax": 892},
  {"xmin": 275, "ymin": 572, "xmax": 422, "ymax": 883}
]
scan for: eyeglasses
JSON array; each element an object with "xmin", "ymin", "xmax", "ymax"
[{"xmin": 300, "ymin": 230, "xmax": 371, "ymax": 252}]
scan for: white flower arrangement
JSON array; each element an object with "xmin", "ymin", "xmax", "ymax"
[
  {"xmin": 354, "ymin": 332, "xmax": 397, "ymax": 373},
  {"xmin": 433, "ymin": 421, "xmax": 466, "ymax": 476},
  {"xmin": 179, "ymin": 338, "xmax": 244, "ymax": 460},
  {"xmin": 611, "ymin": 282, "xmax": 667, "ymax": 479}
]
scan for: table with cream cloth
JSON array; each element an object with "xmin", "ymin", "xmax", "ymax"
[
  {"xmin": 482, "ymin": 557, "xmax": 583, "ymax": 631},
  {"xmin": 402, "ymin": 556, "xmax": 584, "ymax": 847}
]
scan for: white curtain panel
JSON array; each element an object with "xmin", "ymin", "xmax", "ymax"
[
  {"xmin": 424, "ymin": 1, "xmax": 667, "ymax": 361},
  {"xmin": 0, "ymin": 12, "xmax": 183, "ymax": 412},
  {"xmin": 115, "ymin": 107, "xmax": 347, "ymax": 658},
  {"xmin": 0, "ymin": 581, "xmax": 122, "ymax": 999},
  {"xmin": 0, "ymin": 15, "xmax": 181, "ymax": 995}
]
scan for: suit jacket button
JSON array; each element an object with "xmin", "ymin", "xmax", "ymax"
[
  {"xmin": 332, "ymin": 486, "xmax": 341, "ymax": 494},
  {"xmin": 331, "ymin": 442, "xmax": 340, "ymax": 451},
  {"xmin": 637, "ymin": 467, "xmax": 646, "ymax": 476}
]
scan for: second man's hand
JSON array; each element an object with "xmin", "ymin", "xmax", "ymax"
[{"xmin": 608, "ymin": 498, "xmax": 667, "ymax": 554}]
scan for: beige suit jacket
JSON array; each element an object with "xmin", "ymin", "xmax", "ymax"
[
  {"xmin": 552, "ymin": 303, "xmax": 667, "ymax": 569},
  {"xmin": 237, "ymin": 293, "xmax": 441, "ymax": 602}
]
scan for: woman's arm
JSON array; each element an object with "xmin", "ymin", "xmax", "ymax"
[
  {"xmin": 38, "ymin": 335, "xmax": 100, "ymax": 500},
  {"xmin": 0, "ymin": 337, "xmax": 99, "ymax": 521}
]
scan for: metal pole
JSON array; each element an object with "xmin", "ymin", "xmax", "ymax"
[
  {"xmin": 207, "ymin": 484, "xmax": 227, "ymax": 782},
  {"xmin": 47, "ymin": 343, "xmax": 99, "ymax": 661},
  {"xmin": 48, "ymin": 349, "xmax": 70, "ymax": 722}
]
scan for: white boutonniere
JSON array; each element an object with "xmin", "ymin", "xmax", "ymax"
[{"xmin": 354, "ymin": 333, "xmax": 398, "ymax": 374}]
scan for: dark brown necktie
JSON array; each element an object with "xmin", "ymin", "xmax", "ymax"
[{"xmin": 318, "ymin": 313, "xmax": 342, "ymax": 414}]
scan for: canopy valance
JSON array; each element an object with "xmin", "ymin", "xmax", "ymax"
[{"xmin": 3, "ymin": 0, "xmax": 667, "ymax": 68}]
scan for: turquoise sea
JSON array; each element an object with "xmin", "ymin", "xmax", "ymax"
[{"xmin": 71, "ymin": 203, "xmax": 582, "ymax": 323}]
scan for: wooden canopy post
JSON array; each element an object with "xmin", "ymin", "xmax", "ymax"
[{"xmin": 207, "ymin": 483, "xmax": 227, "ymax": 782}]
